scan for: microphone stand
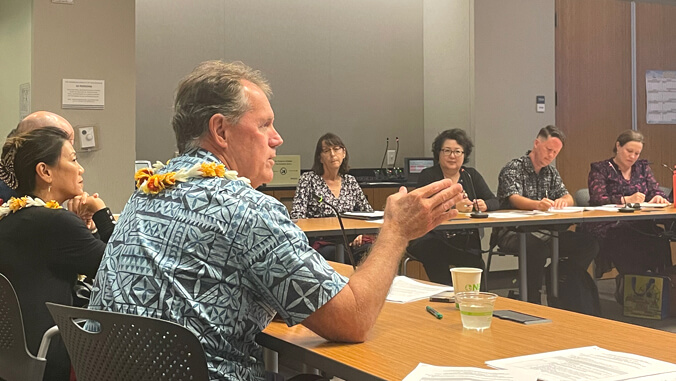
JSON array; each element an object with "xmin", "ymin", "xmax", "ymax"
[
  {"xmin": 610, "ymin": 162, "xmax": 636, "ymax": 213},
  {"xmin": 393, "ymin": 137, "xmax": 400, "ymax": 169},
  {"xmin": 461, "ymin": 169, "xmax": 489, "ymax": 219},
  {"xmin": 315, "ymin": 195, "xmax": 358, "ymax": 270},
  {"xmin": 379, "ymin": 138, "xmax": 389, "ymax": 175}
]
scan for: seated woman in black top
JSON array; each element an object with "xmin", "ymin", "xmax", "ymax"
[
  {"xmin": 0, "ymin": 127, "xmax": 115, "ymax": 381},
  {"xmin": 407, "ymin": 129, "xmax": 498, "ymax": 285}
]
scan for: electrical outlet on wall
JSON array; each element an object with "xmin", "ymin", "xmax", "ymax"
[{"xmin": 387, "ymin": 150, "xmax": 396, "ymax": 166}]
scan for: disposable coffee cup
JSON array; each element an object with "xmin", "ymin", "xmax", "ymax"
[
  {"xmin": 455, "ymin": 291, "xmax": 498, "ymax": 331},
  {"xmin": 450, "ymin": 267, "xmax": 483, "ymax": 308}
]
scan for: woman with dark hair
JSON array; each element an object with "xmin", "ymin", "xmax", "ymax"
[
  {"xmin": 407, "ymin": 129, "xmax": 498, "ymax": 285},
  {"xmin": 0, "ymin": 127, "xmax": 115, "ymax": 381},
  {"xmin": 581, "ymin": 130, "xmax": 671, "ymax": 293},
  {"xmin": 291, "ymin": 133, "xmax": 373, "ymax": 262}
]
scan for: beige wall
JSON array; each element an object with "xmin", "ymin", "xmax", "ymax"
[
  {"xmin": 0, "ymin": 0, "xmax": 32, "ymax": 138},
  {"xmin": 473, "ymin": 0, "xmax": 555, "ymax": 271},
  {"xmin": 474, "ymin": 0, "xmax": 556, "ymax": 192},
  {"xmin": 4, "ymin": 1, "xmax": 556, "ymax": 213},
  {"xmin": 423, "ymin": 0, "xmax": 474, "ymax": 162},
  {"xmin": 31, "ymin": 0, "xmax": 136, "ymax": 212},
  {"xmin": 136, "ymin": 0, "xmax": 425, "ymax": 170}
]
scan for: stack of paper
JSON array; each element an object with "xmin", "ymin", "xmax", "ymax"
[
  {"xmin": 340, "ymin": 211, "xmax": 385, "ymax": 219},
  {"xmin": 486, "ymin": 346, "xmax": 676, "ymax": 381},
  {"xmin": 487, "ymin": 211, "xmax": 553, "ymax": 219},
  {"xmin": 403, "ymin": 347, "xmax": 676, "ymax": 381},
  {"xmin": 403, "ymin": 364, "xmax": 537, "ymax": 381},
  {"xmin": 549, "ymin": 207, "xmax": 585, "ymax": 213},
  {"xmin": 386, "ymin": 276, "xmax": 453, "ymax": 303}
]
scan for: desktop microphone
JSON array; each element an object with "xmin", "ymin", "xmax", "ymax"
[
  {"xmin": 609, "ymin": 162, "xmax": 636, "ymax": 213},
  {"xmin": 379, "ymin": 138, "xmax": 390, "ymax": 170},
  {"xmin": 314, "ymin": 194, "xmax": 357, "ymax": 270},
  {"xmin": 460, "ymin": 168, "xmax": 488, "ymax": 219},
  {"xmin": 393, "ymin": 137, "xmax": 400, "ymax": 169}
]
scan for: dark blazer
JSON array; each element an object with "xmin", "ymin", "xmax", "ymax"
[
  {"xmin": 0, "ymin": 179, "xmax": 16, "ymax": 204},
  {"xmin": 417, "ymin": 164, "xmax": 499, "ymax": 211},
  {"xmin": 0, "ymin": 206, "xmax": 115, "ymax": 381}
]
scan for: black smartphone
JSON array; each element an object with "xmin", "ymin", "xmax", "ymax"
[
  {"xmin": 429, "ymin": 291, "xmax": 455, "ymax": 303},
  {"xmin": 493, "ymin": 310, "xmax": 551, "ymax": 325}
]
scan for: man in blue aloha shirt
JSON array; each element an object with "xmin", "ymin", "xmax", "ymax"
[{"xmin": 88, "ymin": 60, "xmax": 464, "ymax": 381}]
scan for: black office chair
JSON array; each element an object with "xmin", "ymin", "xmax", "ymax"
[
  {"xmin": 485, "ymin": 228, "xmax": 520, "ymax": 291},
  {"xmin": 0, "ymin": 273, "xmax": 59, "ymax": 381},
  {"xmin": 46, "ymin": 303, "xmax": 210, "ymax": 381}
]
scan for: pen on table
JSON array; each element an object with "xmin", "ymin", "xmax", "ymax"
[
  {"xmin": 426, "ymin": 306, "xmax": 443, "ymax": 319},
  {"xmin": 545, "ymin": 190, "xmax": 549, "ymax": 199}
]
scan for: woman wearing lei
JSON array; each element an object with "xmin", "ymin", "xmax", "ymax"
[{"xmin": 0, "ymin": 127, "xmax": 115, "ymax": 381}]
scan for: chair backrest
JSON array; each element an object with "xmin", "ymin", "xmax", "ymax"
[
  {"xmin": 659, "ymin": 186, "xmax": 671, "ymax": 199},
  {"xmin": 0, "ymin": 273, "xmax": 48, "ymax": 381},
  {"xmin": 574, "ymin": 188, "xmax": 590, "ymax": 207},
  {"xmin": 45, "ymin": 303, "xmax": 210, "ymax": 381}
]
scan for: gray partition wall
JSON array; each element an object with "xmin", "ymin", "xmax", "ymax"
[{"xmin": 136, "ymin": 0, "xmax": 425, "ymax": 169}]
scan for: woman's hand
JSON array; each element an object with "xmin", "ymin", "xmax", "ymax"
[
  {"xmin": 456, "ymin": 192, "xmax": 474, "ymax": 213},
  {"xmin": 351, "ymin": 235, "xmax": 364, "ymax": 247},
  {"xmin": 68, "ymin": 192, "xmax": 107, "ymax": 223},
  {"xmin": 624, "ymin": 192, "xmax": 645, "ymax": 204},
  {"xmin": 474, "ymin": 199, "xmax": 487, "ymax": 212},
  {"xmin": 649, "ymin": 195, "xmax": 669, "ymax": 204}
]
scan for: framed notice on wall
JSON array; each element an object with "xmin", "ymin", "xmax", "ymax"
[
  {"xmin": 646, "ymin": 70, "xmax": 676, "ymax": 124},
  {"xmin": 62, "ymin": 79, "xmax": 105, "ymax": 110},
  {"xmin": 269, "ymin": 155, "xmax": 300, "ymax": 186}
]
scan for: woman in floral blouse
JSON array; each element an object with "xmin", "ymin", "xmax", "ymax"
[
  {"xmin": 581, "ymin": 130, "xmax": 671, "ymax": 281},
  {"xmin": 291, "ymin": 133, "xmax": 373, "ymax": 262}
]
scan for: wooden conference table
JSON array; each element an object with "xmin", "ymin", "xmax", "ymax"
[
  {"xmin": 296, "ymin": 207, "xmax": 676, "ymax": 301},
  {"xmin": 258, "ymin": 262, "xmax": 676, "ymax": 381}
]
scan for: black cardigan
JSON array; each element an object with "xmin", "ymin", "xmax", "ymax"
[
  {"xmin": 0, "ymin": 206, "xmax": 115, "ymax": 381},
  {"xmin": 417, "ymin": 164, "xmax": 499, "ymax": 211}
]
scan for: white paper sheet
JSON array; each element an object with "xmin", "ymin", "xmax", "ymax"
[
  {"xmin": 402, "ymin": 363, "xmax": 538, "ymax": 381},
  {"xmin": 364, "ymin": 219, "xmax": 384, "ymax": 224},
  {"xmin": 549, "ymin": 207, "xmax": 585, "ymax": 213},
  {"xmin": 638, "ymin": 203, "xmax": 669, "ymax": 208},
  {"xmin": 386, "ymin": 276, "xmax": 453, "ymax": 303},
  {"xmin": 487, "ymin": 211, "xmax": 553, "ymax": 219},
  {"xmin": 583, "ymin": 206, "xmax": 623, "ymax": 212},
  {"xmin": 486, "ymin": 346, "xmax": 676, "ymax": 381},
  {"xmin": 341, "ymin": 211, "xmax": 385, "ymax": 219}
]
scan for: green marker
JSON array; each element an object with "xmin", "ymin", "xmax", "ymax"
[{"xmin": 426, "ymin": 306, "xmax": 443, "ymax": 319}]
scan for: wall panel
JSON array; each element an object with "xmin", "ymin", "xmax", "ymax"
[
  {"xmin": 555, "ymin": 0, "xmax": 632, "ymax": 194},
  {"xmin": 636, "ymin": 2, "xmax": 676, "ymax": 188}
]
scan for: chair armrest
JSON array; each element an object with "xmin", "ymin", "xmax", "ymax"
[{"xmin": 36, "ymin": 325, "xmax": 60, "ymax": 360}]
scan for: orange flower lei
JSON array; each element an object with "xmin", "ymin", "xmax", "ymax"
[
  {"xmin": 0, "ymin": 196, "xmax": 62, "ymax": 220},
  {"xmin": 134, "ymin": 161, "xmax": 250, "ymax": 195}
]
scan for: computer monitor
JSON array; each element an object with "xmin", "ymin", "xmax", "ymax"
[
  {"xmin": 404, "ymin": 157, "xmax": 435, "ymax": 184},
  {"xmin": 135, "ymin": 160, "xmax": 152, "ymax": 172}
]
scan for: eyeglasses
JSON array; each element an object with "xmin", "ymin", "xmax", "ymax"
[
  {"xmin": 440, "ymin": 148, "xmax": 464, "ymax": 157},
  {"xmin": 321, "ymin": 146, "xmax": 344, "ymax": 155}
]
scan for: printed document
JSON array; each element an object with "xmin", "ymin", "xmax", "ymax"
[
  {"xmin": 386, "ymin": 276, "xmax": 453, "ymax": 303},
  {"xmin": 402, "ymin": 363, "xmax": 537, "ymax": 381},
  {"xmin": 549, "ymin": 207, "xmax": 585, "ymax": 213},
  {"xmin": 341, "ymin": 211, "xmax": 385, "ymax": 219},
  {"xmin": 487, "ymin": 211, "xmax": 552, "ymax": 219},
  {"xmin": 486, "ymin": 346, "xmax": 676, "ymax": 381}
]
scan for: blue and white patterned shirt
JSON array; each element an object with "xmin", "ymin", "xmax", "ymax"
[{"xmin": 88, "ymin": 149, "xmax": 348, "ymax": 381}]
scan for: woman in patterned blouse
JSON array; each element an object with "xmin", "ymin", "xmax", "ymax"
[
  {"xmin": 291, "ymin": 133, "xmax": 373, "ymax": 262},
  {"xmin": 581, "ymin": 130, "xmax": 671, "ymax": 281}
]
